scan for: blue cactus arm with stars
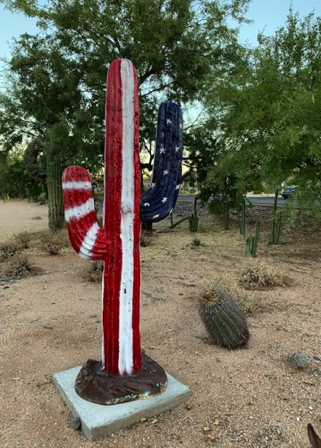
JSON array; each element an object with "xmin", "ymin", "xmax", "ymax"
[{"xmin": 140, "ymin": 102, "xmax": 183, "ymax": 223}]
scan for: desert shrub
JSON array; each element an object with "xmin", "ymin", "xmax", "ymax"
[
  {"xmin": 3, "ymin": 254, "xmax": 34, "ymax": 277},
  {"xmin": 13, "ymin": 231, "xmax": 31, "ymax": 249},
  {"xmin": 86, "ymin": 261, "xmax": 104, "ymax": 282},
  {"xmin": 0, "ymin": 240, "xmax": 21, "ymax": 262},
  {"xmin": 192, "ymin": 238, "xmax": 201, "ymax": 246},
  {"xmin": 37, "ymin": 230, "xmax": 69, "ymax": 255},
  {"xmin": 240, "ymin": 261, "xmax": 288, "ymax": 290}
]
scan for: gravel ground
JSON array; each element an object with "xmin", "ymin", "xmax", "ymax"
[{"xmin": 0, "ymin": 200, "xmax": 320, "ymax": 447}]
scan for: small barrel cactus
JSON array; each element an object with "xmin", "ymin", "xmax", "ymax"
[{"xmin": 198, "ymin": 285, "xmax": 249, "ymax": 349}]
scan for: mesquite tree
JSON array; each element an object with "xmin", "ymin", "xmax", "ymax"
[
  {"xmin": 62, "ymin": 59, "xmax": 182, "ymax": 403},
  {"xmin": 0, "ymin": 0, "xmax": 250, "ymax": 229}
]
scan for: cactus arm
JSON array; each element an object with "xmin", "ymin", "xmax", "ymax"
[
  {"xmin": 62, "ymin": 166, "xmax": 111, "ymax": 260},
  {"xmin": 140, "ymin": 102, "xmax": 183, "ymax": 223}
]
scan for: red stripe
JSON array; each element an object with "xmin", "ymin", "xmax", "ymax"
[
  {"xmin": 62, "ymin": 166, "xmax": 91, "ymax": 183},
  {"xmin": 66, "ymin": 210, "xmax": 97, "ymax": 252},
  {"xmin": 103, "ymin": 59, "xmax": 123, "ymax": 373},
  {"xmin": 132, "ymin": 66, "xmax": 141, "ymax": 371},
  {"xmin": 63, "ymin": 189, "xmax": 94, "ymax": 210},
  {"xmin": 62, "ymin": 165, "xmax": 110, "ymax": 260}
]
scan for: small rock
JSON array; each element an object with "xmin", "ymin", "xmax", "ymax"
[
  {"xmin": 3, "ymin": 286, "xmax": 9, "ymax": 290},
  {"xmin": 31, "ymin": 216, "xmax": 42, "ymax": 220},
  {"xmin": 68, "ymin": 417, "xmax": 81, "ymax": 430},
  {"xmin": 313, "ymin": 356, "xmax": 321, "ymax": 361},
  {"xmin": 0, "ymin": 294, "xmax": 4, "ymax": 298},
  {"xmin": 43, "ymin": 323, "xmax": 53, "ymax": 330},
  {"xmin": 289, "ymin": 352, "xmax": 308, "ymax": 368},
  {"xmin": 90, "ymin": 314, "xmax": 97, "ymax": 318},
  {"xmin": 95, "ymin": 320, "xmax": 101, "ymax": 324}
]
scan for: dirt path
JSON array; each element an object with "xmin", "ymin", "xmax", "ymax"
[{"xmin": 0, "ymin": 199, "xmax": 48, "ymax": 234}]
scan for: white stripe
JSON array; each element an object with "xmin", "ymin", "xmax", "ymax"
[
  {"xmin": 64, "ymin": 198, "xmax": 95, "ymax": 222},
  {"xmin": 62, "ymin": 181, "xmax": 92, "ymax": 190},
  {"xmin": 118, "ymin": 59, "xmax": 135, "ymax": 375},
  {"xmin": 79, "ymin": 223, "xmax": 99, "ymax": 258}
]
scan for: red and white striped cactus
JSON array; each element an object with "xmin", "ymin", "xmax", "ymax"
[
  {"xmin": 63, "ymin": 59, "xmax": 141, "ymax": 375},
  {"xmin": 62, "ymin": 59, "xmax": 183, "ymax": 382}
]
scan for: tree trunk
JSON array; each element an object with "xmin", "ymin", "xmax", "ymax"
[{"xmin": 46, "ymin": 150, "xmax": 65, "ymax": 231}]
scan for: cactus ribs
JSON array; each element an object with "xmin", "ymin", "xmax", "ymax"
[{"xmin": 62, "ymin": 59, "xmax": 182, "ymax": 404}]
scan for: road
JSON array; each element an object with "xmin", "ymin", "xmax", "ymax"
[
  {"xmin": 246, "ymin": 196, "xmax": 284, "ymax": 207},
  {"xmin": 178, "ymin": 194, "xmax": 284, "ymax": 207}
]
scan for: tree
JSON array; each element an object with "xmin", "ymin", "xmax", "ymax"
[
  {"xmin": 203, "ymin": 10, "xmax": 321, "ymax": 217},
  {"xmin": 0, "ymin": 0, "xmax": 250, "ymax": 229},
  {"xmin": 0, "ymin": 145, "xmax": 45, "ymax": 199}
]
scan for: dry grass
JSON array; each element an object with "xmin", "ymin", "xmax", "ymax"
[
  {"xmin": 0, "ymin": 228, "xmax": 71, "ymax": 278},
  {"xmin": 34, "ymin": 229, "xmax": 70, "ymax": 255},
  {"xmin": 3, "ymin": 254, "xmax": 34, "ymax": 277},
  {"xmin": 239, "ymin": 260, "xmax": 288, "ymax": 290},
  {"xmin": 0, "ymin": 240, "xmax": 22, "ymax": 262},
  {"xmin": 85, "ymin": 261, "xmax": 104, "ymax": 282},
  {"xmin": 13, "ymin": 230, "xmax": 32, "ymax": 249}
]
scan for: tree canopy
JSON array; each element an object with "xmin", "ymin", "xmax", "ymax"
[
  {"xmin": 1, "ymin": 0, "xmax": 250, "ymax": 149},
  {"xmin": 202, "ymin": 11, "xmax": 321, "ymax": 215},
  {"xmin": 0, "ymin": 0, "xmax": 250, "ymax": 227}
]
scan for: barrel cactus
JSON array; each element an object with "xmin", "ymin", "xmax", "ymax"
[{"xmin": 198, "ymin": 285, "xmax": 249, "ymax": 349}]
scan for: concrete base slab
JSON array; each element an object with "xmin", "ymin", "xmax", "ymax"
[{"xmin": 53, "ymin": 365, "xmax": 190, "ymax": 441}]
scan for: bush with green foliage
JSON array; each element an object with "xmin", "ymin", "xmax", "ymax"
[{"xmin": 0, "ymin": 148, "xmax": 45, "ymax": 199}]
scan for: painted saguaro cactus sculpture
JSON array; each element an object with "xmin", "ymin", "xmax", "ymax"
[{"xmin": 62, "ymin": 59, "xmax": 183, "ymax": 405}]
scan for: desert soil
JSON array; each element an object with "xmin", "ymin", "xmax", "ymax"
[{"xmin": 0, "ymin": 199, "xmax": 320, "ymax": 448}]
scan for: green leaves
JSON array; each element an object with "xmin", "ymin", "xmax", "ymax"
[{"xmin": 203, "ymin": 9, "xmax": 321, "ymax": 214}]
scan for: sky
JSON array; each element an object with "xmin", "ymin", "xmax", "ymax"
[
  {"xmin": 0, "ymin": 0, "xmax": 321, "ymax": 74},
  {"xmin": 237, "ymin": 0, "xmax": 321, "ymax": 44}
]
